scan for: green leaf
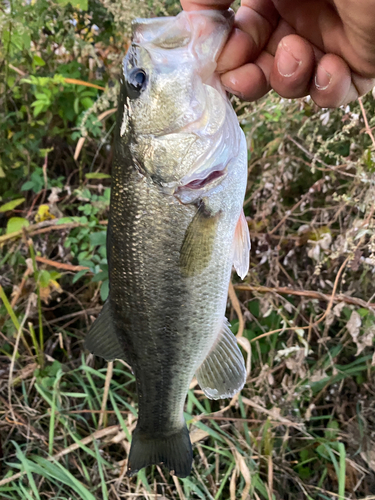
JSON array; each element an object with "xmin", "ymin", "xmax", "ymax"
[
  {"xmin": 0, "ymin": 198, "xmax": 25, "ymax": 212},
  {"xmin": 75, "ymin": 0, "xmax": 88, "ymax": 10},
  {"xmin": 316, "ymin": 443, "xmax": 330, "ymax": 460},
  {"xmin": 33, "ymin": 103, "xmax": 45, "ymax": 117},
  {"xmin": 50, "ymin": 271, "xmax": 62, "ymax": 280},
  {"xmin": 325, "ymin": 420, "xmax": 339, "ymax": 440},
  {"xmin": 78, "ymin": 259, "xmax": 94, "ymax": 270},
  {"xmin": 85, "ymin": 173, "xmax": 111, "ymax": 180},
  {"xmin": 81, "ymin": 97, "xmax": 93, "ymax": 109},
  {"xmin": 55, "ymin": 0, "xmax": 71, "ymax": 6},
  {"xmin": 74, "ymin": 97, "xmax": 80, "ymax": 115},
  {"xmin": 55, "ymin": 0, "xmax": 88, "ymax": 8},
  {"xmin": 33, "ymin": 55, "xmax": 46, "ymax": 66},
  {"xmin": 6, "ymin": 217, "xmax": 30, "ymax": 234},
  {"xmin": 22, "ymin": 32, "xmax": 31, "ymax": 51},
  {"xmin": 89, "ymin": 231, "xmax": 106, "ymax": 247},
  {"xmin": 92, "ymin": 270, "xmax": 108, "ymax": 283},
  {"xmin": 34, "ymin": 92, "xmax": 50, "ymax": 101},
  {"xmin": 39, "ymin": 270, "xmax": 51, "ymax": 288},
  {"xmin": 100, "ymin": 280, "xmax": 109, "ymax": 301},
  {"xmin": 21, "ymin": 181, "xmax": 35, "ymax": 191},
  {"xmin": 72, "ymin": 269, "xmax": 90, "ymax": 283}
]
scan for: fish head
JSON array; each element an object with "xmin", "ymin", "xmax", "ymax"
[{"xmin": 117, "ymin": 10, "xmax": 242, "ymax": 197}]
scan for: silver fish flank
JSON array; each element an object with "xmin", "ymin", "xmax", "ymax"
[{"xmin": 85, "ymin": 9, "xmax": 251, "ymax": 478}]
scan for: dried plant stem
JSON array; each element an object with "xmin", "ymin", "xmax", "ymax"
[
  {"xmin": 228, "ymin": 281, "xmax": 245, "ymax": 337},
  {"xmin": 248, "ymin": 256, "xmax": 350, "ymax": 343},
  {"xmin": 98, "ymin": 361, "xmax": 113, "ymax": 429},
  {"xmin": 35, "ymin": 256, "xmax": 90, "ymax": 272},
  {"xmin": 268, "ymin": 178, "xmax": 323, "ymax": 235},
  {"xmin": 359, "ymin": 96, "xmax": 375, "ymax": 149},
  {"xmin": 8, "ymin": 296, "xmax": 33, "ymax": 421},
  {"xmin": 172, "ymin": 476, "xmax": 186, "ymax": 500},
  {"xmin": 0, "ymin": 220, "xmax": 83, "ymax": 245},
  {"xmin": 10, "ymin": 268, "xmax": 32, "ymax": 308},
  {"xmin": 234, "ymin": 284, "xmax": 375, "ymax": 310}
]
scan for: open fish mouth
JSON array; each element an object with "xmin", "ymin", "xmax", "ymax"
[
  {"xmin": 175, "ymin": 164, "xmax": 227, "ymax": 203},
  {"xmin": 182, "ymin": 169, "xmax": 225, "ymax": 189}
]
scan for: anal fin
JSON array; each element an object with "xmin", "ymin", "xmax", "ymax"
[
  {"xmin": 84, "ymin": 300, "xmax": 126, "ymax": 362},
  {"xmin": 233, "ymin": 209, "xmax": 250, "ymax": 280},
  {"xmin": 196, "ymin": 319, "xmax": 246, "ymax": 400}
]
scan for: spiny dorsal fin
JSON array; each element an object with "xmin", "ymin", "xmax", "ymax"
[
  {"xmin": 233, "ymin": 209, "xmax": 250, "ymax": 280},
  {"xmin": 196, "ymin": 319, "xmax": 246, "ymax": 400},
  {"xmin": 84, "ymin": 300, "xmax": 127, "ymax": 362},
  {"xmin": 179, "ymin": 202, "xmax": 220, "ymax": 277}
]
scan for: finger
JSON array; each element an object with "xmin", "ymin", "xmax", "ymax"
[
  {"xmin": 352, "ymin": 74, "xmax": 375, "ymax": 99},
  {"xmin": 180, "ymin": 0, "xmax": 233, "ymax": 10},
  {"xmin": 264, "ymin": 18, "xmax": 325, "ymax": 63},
  {"xmin": 235, "ymin": 3, "xmax": 278, "ymax": 52},
  {"xmin": 270, "ymin": 34, "xmax": 315, "ymax": 98},
  {"xmin": 241, "ymin": 0, "xmax": 279, "ymax": 32},
  {"xmin": 310, "ymin": 53, "xmax": 375, "ymax": 108},
  {"xmin": 264, "ymin": 18, "xmax": 295, "ymax": 55},
  {"xmin": 221, "ymin": 51, "xmax": 273, "ymax": 101},
  {"xmin": 217, "ymin": 4, "xmax": 278, "ymax": 73},
  {"xmin": 264, "ymin": 0, "xmax": 375, "ymax": 78},
  {"xmin": 217, "ymin": 28, "xmax": 259, "ymax": 73}
]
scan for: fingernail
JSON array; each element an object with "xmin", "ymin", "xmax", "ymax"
[
  {"xmin": 315, "ymin": 65, "xmax": 332, "ymax": 90},
  {"xmin": 277, "ymin": 42, "xmax": 301, "ymax": 77},
  {"xmin": 223, "ymin": 84, "xmax": 234, "ymax": 94},
  {"xmin": 223, "ymin": 85, "xmax": 245, "ymax": 100}
]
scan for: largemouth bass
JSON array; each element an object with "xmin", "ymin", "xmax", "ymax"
[{"xmin": 85, "ymin": 9, "xmax": 250, "ymax": 478}]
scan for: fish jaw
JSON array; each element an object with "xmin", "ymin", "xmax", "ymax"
[
  {"xmin": 117, "ymin": 10, "xmax": 237, "ymax": 187},
  {"xmin": 132, "ymin": 9, "xmax": 234, "ymax": 79}
]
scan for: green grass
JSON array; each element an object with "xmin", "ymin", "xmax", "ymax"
[{"xmin": 1, "ymin": 294, "xmax": 374, "ymax": 498}]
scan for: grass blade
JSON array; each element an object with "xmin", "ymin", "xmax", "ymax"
[
  {"xmin": 93, "ymin": 440, "xmax": 108, "ymax": 499},
  {"xmin": 338, "ymin": 442, "xmax": 346, "ymax": 500},
  {"xmin": 12, "ymin": 442, "xmax": 41, "ymax": 500}
]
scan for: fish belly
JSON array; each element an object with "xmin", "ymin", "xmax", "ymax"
[{"xmin": 108, "ymin": 164, "xmax": 232, "ymax": 434}]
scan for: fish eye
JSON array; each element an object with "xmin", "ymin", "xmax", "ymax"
[{"xmin": 126, "ymin": 68, "xmax": 147, "ymax": 99}]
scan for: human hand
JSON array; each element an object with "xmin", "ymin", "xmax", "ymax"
[{"xmin": 181, "ymin": 0, "xmax": 375, "ymax": 107}]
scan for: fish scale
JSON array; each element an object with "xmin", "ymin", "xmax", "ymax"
[
  {"xmin": 85, "ymin": 9, "xmax": 251, "ymax": 478},
  {"xmin": 110, "ymin": 167, "xmax": 195, "ymax": 429}
]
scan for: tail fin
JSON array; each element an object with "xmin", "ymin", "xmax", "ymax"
[{"xmin": 127, "ymin": 425, "xmax": 193, "ymax": 478}]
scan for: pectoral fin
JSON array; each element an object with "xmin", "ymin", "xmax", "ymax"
[
  {"xmin": 233, "ymin": 209, "xmax": 250, "ymax": 280},
  {"xmin": 179, "ymin": 202, "xmax": 220, "ymax": 277},
  {"xmin": 84, "ymin": 300, "xmax": 127, "ymax": 362},
  {"xmin": 196, "ymin": 319, "xmax": 246, "ymax": 400}
]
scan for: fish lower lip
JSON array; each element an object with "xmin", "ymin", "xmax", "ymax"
[{"xmin": 181, "ymin": 170, "xmax": 224, "ymax": 190}]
